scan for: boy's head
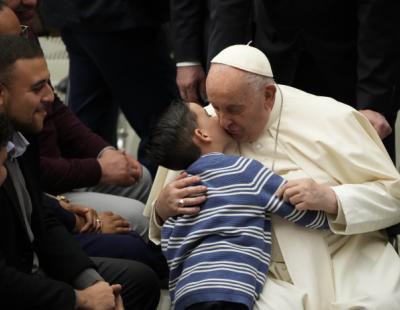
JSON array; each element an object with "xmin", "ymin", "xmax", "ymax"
[
  {"xmin": 146, "ymin": 99, "xmax": 232, "ymax": 170},
  {"xmin": 0, "ymin": 113, "xmax": 12, "ymax": 185}
]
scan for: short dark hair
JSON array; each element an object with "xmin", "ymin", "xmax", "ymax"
[
  {"xmin": 0, "ymin": 35, "xmax": 44, "ymax": 84},
  {"xmin": 0, "ymin": 1, "xmax": 5, "ymax": 10},
  {"xmin": 146, "ymin": 99, "xmax": 201, "ymax": 170},
  {"xmin": 0, "ymin": 113, "xmax": 13, "ymax": 148}
]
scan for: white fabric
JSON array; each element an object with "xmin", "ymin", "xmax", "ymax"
[
  {"xmin": 211, "ymin": 44, "xmax": 274, "ymax": 77},
  {"xmin": 144, "ymin": 85, "xmax": 400, "ymax": 309}
]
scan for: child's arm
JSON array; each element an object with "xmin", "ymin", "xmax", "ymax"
[{"xmin": 261, "ymin": 170, "xmax": 330, "ymax": 230}]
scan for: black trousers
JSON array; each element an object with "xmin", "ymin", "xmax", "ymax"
[
  {"xmin": 92, "ymin": 257, "xmax": 160, "ymax": 310},
  {"xmin": 61, "ymin": 27, "xmax": 178, "ymax": 174}
]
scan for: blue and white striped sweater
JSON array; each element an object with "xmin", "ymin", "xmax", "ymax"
[{"xmin": 162, "ymin": 153, "xmax": 329, "ymax": 309}]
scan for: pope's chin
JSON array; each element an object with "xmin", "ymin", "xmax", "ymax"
[{"xmin": 227, "ymin": 130, "xmax": 247, "ymax": 143}]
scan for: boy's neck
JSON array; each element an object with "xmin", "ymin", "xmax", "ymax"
[{"xmin": 200, "ymin": 143, "xmax": 226, "ymax": 156}]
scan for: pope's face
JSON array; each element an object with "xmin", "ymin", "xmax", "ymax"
[
  {"xmin": 0, "ymin": 57, "xmax": 54, "ymax": 134},
  {"xmin": 206, "ymin": 64, "xmax": 275, "ymax": 143}
]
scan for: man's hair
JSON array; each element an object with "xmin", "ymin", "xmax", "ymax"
[
  {"xmin": 0, "ymin": 113, "xmax": 13, "ymax": 148},
  {"xmin": 0, "ymin": 0, "xmax": 5, "ymax": 10},
  {"xmin": 0, "ymin": 35, "xmax": 44, "ymax": 84},
  {"xmin": 244, "ymin": 71, "xmax": 275, "ymax": 93},
  {"xmin": 146, "ymin": 99, "xmax": 201, "ymax": 170}
]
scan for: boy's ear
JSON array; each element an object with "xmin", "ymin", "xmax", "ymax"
[{"xmin": 193, "ymin": 128, "xmax": 212, "ymax": 144}]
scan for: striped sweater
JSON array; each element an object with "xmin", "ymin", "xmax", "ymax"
[{"xmin": 161, "ymin": 153, "xmax": 329, "ymax": 309}]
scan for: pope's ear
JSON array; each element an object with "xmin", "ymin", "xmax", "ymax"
[
  {"xmin": 263, "ymin": 84, "xmax": 276, "ymax": 110},
  {"xmin": 194, "ymin": 128, "xmax": 212, "ymax": 143}
]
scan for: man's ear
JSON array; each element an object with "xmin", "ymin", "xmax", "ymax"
[
  {"xmin": 263, "ymin": 84, "xmax": 276, "ymax": 111},
  {"xmin": 193, "ymin": 128, "xmax": 212, "ymax": 144}
]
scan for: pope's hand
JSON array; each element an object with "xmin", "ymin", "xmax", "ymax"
[
  {"xmin": 155, "ymin": 172, "xmax": 207, "ymax": 222},
  {"xmin": 359, "ymin": 109, "xmax": 392, "ymax": 139},
  {"xmin": 275, "ymin": 178, "xmax": 338, "ymax": 214}
]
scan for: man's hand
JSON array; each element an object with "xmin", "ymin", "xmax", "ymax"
[
  {"xmin": 98, "ymin": 149, "xmax": 136, "ymax": 186},
  {"xmin": 359, "ymin": 109, "xmax": 392, "ymax": 139},
  {"xmin": 275, "ymin": 179, "xmax": 338, "ymax": 214},
  {"xmin": 176, "ymin": 65, "xmax": 206, "ymax": 103},
  {"xmin": 59, "ymin": 201, "xmax": 101, "ymax": 233},
  {"xmin": 112, "ymin": 283, "xmax": 125, "ymax": 310},
  {"xmin": 98, "ymin": 211, "xmax": 131, "ymax": 234},
  {"xmin": 155, "ymin": 172, "xmax": 207, "ymax": 222},
  {"xmin": 76, "ymin": 281, "xmax": 121, "ymax": 310},
  {"xmin": 125, "ymin": 153, "xmax": 142, "ymax": 181}
]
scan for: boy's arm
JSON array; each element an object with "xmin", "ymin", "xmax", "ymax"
[{"xmin": 262, "ymin": 170, "xmax": 330, "ymax": 230}]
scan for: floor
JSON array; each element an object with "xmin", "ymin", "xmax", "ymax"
[{"xmin": 39, "ymin": 37, "xmax": 400, "ymax": 169}]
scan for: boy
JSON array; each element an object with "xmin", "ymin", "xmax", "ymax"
[
  {"xmin": 0, "ymin": 113, "xmax": 12, "ymax": 185},
  {"xmin": 146, "ymin": 100, "xmax": 330, "ymax": 310}
]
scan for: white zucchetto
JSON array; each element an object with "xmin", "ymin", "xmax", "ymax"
[{"xmin": 211, "ymin": 44, "xmax": 274, "ymax": 78}]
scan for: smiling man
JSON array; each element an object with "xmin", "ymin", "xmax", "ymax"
[
  {"xmin": 0, "ymin": 35, "xmax": 160, "ymax": 310},
  {"xmin": 0, "ymin": 47, "xmax": 53, "ymax": 134}
]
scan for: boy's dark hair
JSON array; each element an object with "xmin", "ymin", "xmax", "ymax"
[
  {"xmin": 0, "ymin": 35, "xmax": 44, "ymax": 85},
  {"xmin": 0, "ymin": 113, "xmax": 13, "ymax": 148},
  {"xmin": 0, "ymin": 1, "xmax": 5, "ymax": 10},
  {"xmin": 146, "ymin": 99, "xmax": 201, "ymax": 170}
]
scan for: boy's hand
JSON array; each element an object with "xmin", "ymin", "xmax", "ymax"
[{"xmin": 275, "ymin": 178, "xmax": 338, "ymax": 214}]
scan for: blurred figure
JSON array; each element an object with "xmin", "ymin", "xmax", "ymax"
[
  {"xmin": 171, "ymin": 0, "xmax": 252, "ymax": 105},
  {"xmin": 253, "ymin": 0, "xmax": 400, "ymax": 162},
  {"xmin": 39, "ymin": 0, "xmax": 178, "ymax": 174},
  {"xmin": 5, "ymin": 0, "xmax": 36, "ymax": 25}
]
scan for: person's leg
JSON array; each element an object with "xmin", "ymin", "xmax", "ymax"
[
  {"xmin": 61, "ymin": 27, "xmax": 177, "ymax": 174},
  {"xmin": 61, "ymin": 28, "xmax": 119, "ymax": 146},
  {"xmin": 86, "ymin": 165, "xmax": 153, "ymax": 204},
  {"xmin": 91, "ymin": 257, "xmax": 161, "ymax": 310},
  {"xmin": 75, "ymin": 232, "xmax": 168, "ymax": 278},
  {"xmin": 65, "ymin": 191, "xmax": 148, "ymax": 239}
]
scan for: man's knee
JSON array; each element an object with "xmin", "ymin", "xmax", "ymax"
[
  {"xmin": 93, "ymin": 257, "xmax": 160, "ymax": 310},
  {"xmin": 120, "ymin": 260, "xmax": 161, "ymax": 310}
]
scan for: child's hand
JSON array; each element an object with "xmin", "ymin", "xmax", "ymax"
[{"xmin": 275, "ymin": 178, "xmax": 338, "ymax": 214}]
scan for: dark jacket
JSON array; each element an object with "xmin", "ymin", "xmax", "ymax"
[
  {"xmin": 254, "ymin": 0, "xmax": 400, "ymax": 117},
  {"xmin": 40, "ymin": 0, "xmax": 169, "ymax": 32},
  {"xmin": 0, "ymin": 136, "xmax": 95, "ymax": 310},
  {"xmin": 39, "ymin": 96, "xmax": 109, "ymax": 194},
  {"xmin": 171, "ymin": 0, "xmax": 253, "ymax": 68}
]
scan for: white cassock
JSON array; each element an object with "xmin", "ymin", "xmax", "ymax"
[{"xmin": 145, "ymin": 85, "xmax": 400, "ymax": 310}]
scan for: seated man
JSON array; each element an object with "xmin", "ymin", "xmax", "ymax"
[
  {"xmin": 0, "ymin": 1, "xmax": 170, "ymax": 278},
  {"xmin": 146, "ymin": 100, "xmax": 330, "ymax": 309},
  {"xmin": 40, "ymin": 92, "xmax": 151, "ymax": 238},
  {"xmin": 0, "ymin": 34, "xmax": 160, "ymax": 309},
  {"xmin": 145, "ymin": 45, "xmax": 400, "ymax": 309},
  {"xmin": 0, "ymin": 0, "xmax": 151, "ymax": 239}
]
